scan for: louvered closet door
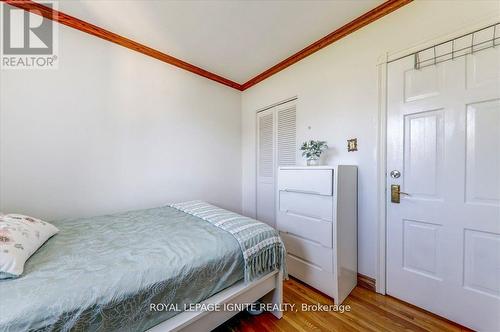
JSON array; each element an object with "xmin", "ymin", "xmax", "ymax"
[
  {"xmin": 256, "ymin": 103, "xmax": 296, "ymax": 228},
  {"xmin": 257, "ymin": 110, "xmax": 275, "ymax": 227},
  {"xmin": 277, "ymin": 106, "xmax": 297, "ymax": 167}
]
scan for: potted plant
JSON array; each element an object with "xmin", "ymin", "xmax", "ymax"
[{"xmin": 300, "ymin": 140, "xmax": 328, "ymax": 166}]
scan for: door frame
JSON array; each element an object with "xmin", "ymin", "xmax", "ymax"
[{"xmin": 375, "ymin": 14, "xmax": 500, "ymax": 295}]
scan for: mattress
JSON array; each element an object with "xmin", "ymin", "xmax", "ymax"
[{"xmin": 0, "ymin": 206, "xmax": 244, "ymax": 332}]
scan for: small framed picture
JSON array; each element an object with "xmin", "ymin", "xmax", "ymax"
[{"xmin": 347, "ymin": 138, "xmax": 357, "ymax": 152}]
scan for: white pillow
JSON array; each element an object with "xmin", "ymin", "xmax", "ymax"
[{"xmin": 0, "ymin": 213, "xmax": 59, "ymax": 279}]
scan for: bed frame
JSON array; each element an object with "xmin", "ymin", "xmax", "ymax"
[{"xmin": 148, "ymin": 270, "xmax": 283, "ymax": 332}]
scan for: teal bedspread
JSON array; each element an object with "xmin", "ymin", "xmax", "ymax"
[{"xmin": 0, "ymin": 206, "xmax": 245, "ymax": 332}]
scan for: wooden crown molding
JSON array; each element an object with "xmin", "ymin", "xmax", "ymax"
[
  {"xmin": 241, "ymin": 0, "xmax": 412, "ymax": 90},
  {"xmin": 1, "ymin": 0, "xmax": 243, "ymax": 90},
  {"xmin": 1, "ymin": 0, "xmax": 412, "ymax": 91}
]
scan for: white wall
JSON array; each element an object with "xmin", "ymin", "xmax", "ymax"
[
  {"xmin": 241, "ymin": 1, "xmax": 500, "ymax": 279},
  {"xmin": 0, "ymin": 23, "xmax": 242, "ymax": 220},
  {"xmin": 1, "ymin": 0, "xmax": 498, "ymax": 278}
]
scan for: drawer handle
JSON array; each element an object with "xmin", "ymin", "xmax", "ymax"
[
  {"xmin": 283, "ymin": 189, "xmax": 321, "ymax": 195},
  {"xmin": 285, "ymin": 210, "xmax": 330, "ymax": 223},
  {"xmin": 288, "ymin": 253, "xmax": 323, "ymax": 271},
  {"xmin": 282, "ymin": 231, "xmax": 323, "ymax": 246}
]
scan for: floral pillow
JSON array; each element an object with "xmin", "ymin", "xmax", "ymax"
[{"xmin": 0, "ymin": 214, "xmax": 59, "ymax": 279}]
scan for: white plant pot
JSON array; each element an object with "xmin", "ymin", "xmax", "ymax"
[{"xmin": 307, "ymin": 158, "xmax": 320, "ymax": 166}]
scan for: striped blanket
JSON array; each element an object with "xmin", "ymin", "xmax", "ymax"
[{"xmin": 169, "ymin": 201, "xmax": 287, "ymax": 283}]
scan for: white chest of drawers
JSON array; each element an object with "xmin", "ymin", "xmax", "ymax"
[{"xmin": 277, "ymin": 166, "xmax": 357, "ymax": 304}]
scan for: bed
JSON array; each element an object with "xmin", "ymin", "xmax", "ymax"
[{"xmin": 0, "ymin": 202, "xmax": 285, "ymax": 332}]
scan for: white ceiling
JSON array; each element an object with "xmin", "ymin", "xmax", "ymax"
[{"xmin": 59, "ymin": 0, "xmax": 384, "ymax": 84}]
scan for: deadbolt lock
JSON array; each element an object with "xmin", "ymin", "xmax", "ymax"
[{"xmin": 391, "ymin": 185, "xmax": 410, "ymax": 203}]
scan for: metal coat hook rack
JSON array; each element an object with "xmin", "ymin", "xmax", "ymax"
[
  {"xmin": 389, "ymin": 23, "xmax": 499, "ymax": 69},
  {"xmin": 412, "ymin": 22, "xmax": 499, "ymax": 70}
]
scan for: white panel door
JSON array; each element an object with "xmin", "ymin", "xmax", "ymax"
[
  {"xmin": 387, "ymin": 46, "xmax": 500, "ymax": 331},
  {"xmin": 257, "ymin": 109, "xmax": 275, "ymax": 227}
]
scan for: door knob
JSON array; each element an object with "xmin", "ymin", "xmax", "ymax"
[
  {"xmin": 390, "ymin": 170, "xmax": 401, "ymax": 178},
  {"xmin": 391, "ymin": 184, "xmax": 410, "ymax": 203}
]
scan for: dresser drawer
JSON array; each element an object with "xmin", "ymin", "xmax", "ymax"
[
  {"xmin": 277, "ymin": 210, "xmax": 332, "ymax": 247},
  {"xmin": 278, "ymin": 169, "xmax": 333, "ymax": 196},
  {"xmin": 279, "ymin": 191, "xmax": 333, "ymax": 221},
  {"xmin": 286, "ymin": 254, "xmax": 335, "ymax": 297},
  {"xmin": 281, "ymin": 232, "xmax": 333, "ymax": 273}
]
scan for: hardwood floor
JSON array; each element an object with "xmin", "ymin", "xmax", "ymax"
[{"xmin": 215, "ymin": 278, "xmax": 471, "ymax": 332}]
